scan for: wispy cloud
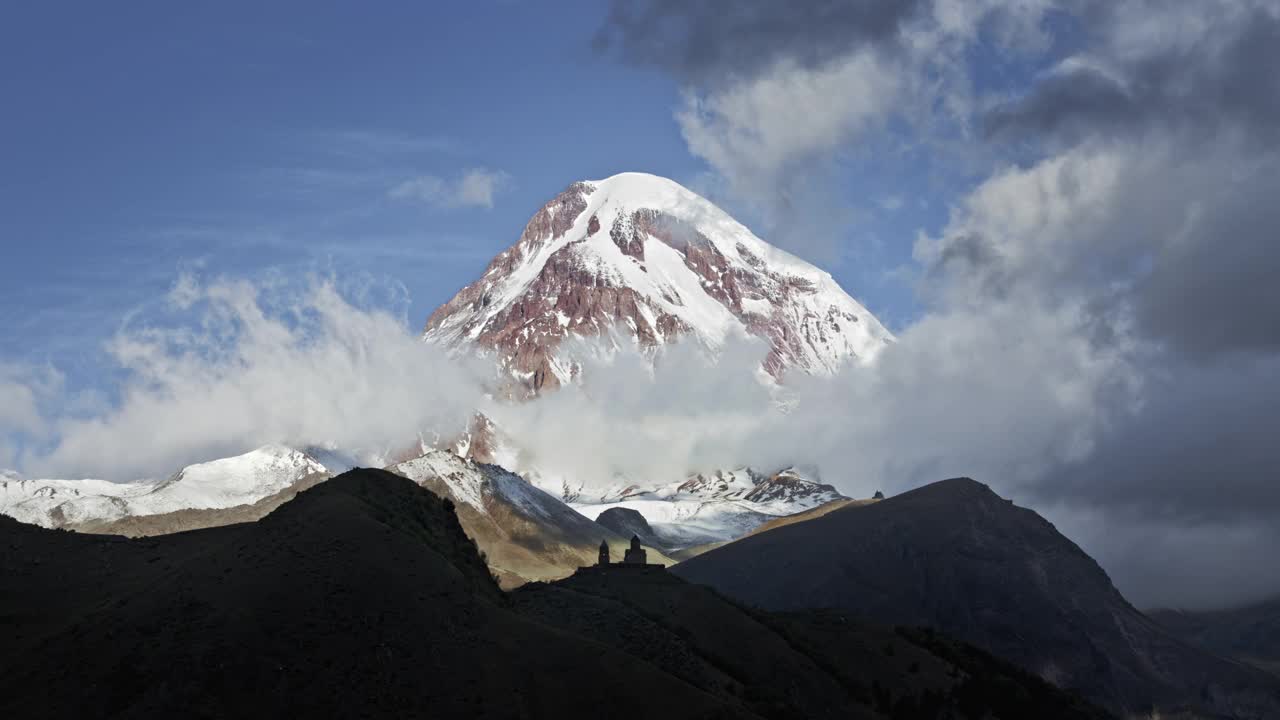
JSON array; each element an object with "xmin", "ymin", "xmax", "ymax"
[
  {"xmin": 877, "ymin": 194, "xmax": 904, "ymax": 212},
  {"xmin": 389, "ymin": 168, "xmax": 511, "ymax": 209},
  {"xmin": 311, "ymin": 129, "xmax": 462, "ymax": 158}
]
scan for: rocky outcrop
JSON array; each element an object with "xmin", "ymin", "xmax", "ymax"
[{"xmin": 594, "ymin": 507, "xmax": 657, "ymax": 545}]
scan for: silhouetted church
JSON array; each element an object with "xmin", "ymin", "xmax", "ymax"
[
  {"xmin": 589, "ymin": 535, "xmax": 661, "ymax": 572},
  {"xmin": 623, "ymin": 535, "xmax": 646, "ymax": 564},
  {"xmin": 597, "ymin": 535, "xmax": 647, "ymax": 566}
]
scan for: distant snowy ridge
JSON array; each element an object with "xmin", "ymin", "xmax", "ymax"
[
  {"xmin": 446, "ymin": 412, "xmax": 848, "ymax": 549},
  {"xmin": 425, "ymin": 172, "xmax": 893, "ymax": 394},
  {"xmin": 569, "ymin": 467, "xmax": 846, "ymax": 550},
  {"xmin": 0, "ymin": 445, "xmax": 329, "ymax": 529}
]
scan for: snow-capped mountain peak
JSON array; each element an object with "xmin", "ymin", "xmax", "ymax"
[{"xmin": 425, "ymin": 172, "xmax": 893, "ymax": 393}]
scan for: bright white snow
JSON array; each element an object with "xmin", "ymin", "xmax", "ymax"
[
  {"xmin": 0, "ymin": 445, "xmax": 329, "ymax": 528},
  {"xmin": 426, "ymin": 172, "xmax": 894, "ymax": 373},
  {"xmin": 569, "ymin": 466, "xmax": 843, "ymax": 549}
]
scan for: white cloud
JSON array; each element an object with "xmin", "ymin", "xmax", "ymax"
[
  {"xmin": 486, "ymin": 334, "xmax": 779, "ymax": 489},
  {"xmin": 677, "ymin": 50, "xmax": 899, "ymax": 196},
  {"xmin": 0, "ymin": 363, "xmax": 65, "ymax": 470},
  {"xmin": 23, "ymin": 275, "xmax": 488, "ymax": 481},
  {"xmin": 0, "ymin": 366, "xmax": 51, "ymax": 438},
  {"xmin": 488, "ymin": 289, "xmax": 1137, "ymax": 507},
  {"xmin": 389, "ymin": 168, "xmax": 511, "ymax": 209}
]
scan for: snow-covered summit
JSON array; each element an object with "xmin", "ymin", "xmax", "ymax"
[
  {"xmin": 0, "ymin": 445, "xmax": 330, "ymax": 529},
  {"xmin": 424, "ymin": 172, "xmax": 893, "ymax": 393},
  {"xmin": 133, "ymin": 445, "xmax": 328, "ymax": 514}
]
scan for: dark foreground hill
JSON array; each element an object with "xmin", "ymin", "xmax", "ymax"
[
  {"xmin": 0, "ymin": 470, "xmax": 732, "ymax": 719},
  {"xmin": 516, "ymin": 567, "xmax": 1110, "ymax": 720},
  {"xmin": 1150, "ymin": 597, "xmax": 1280, "ymax": 679},
  {"xmin": 0, "ymin": 469, "xmax": 1108, "ymax": 719},
  {"xmin": 673, "ymin": 478, "xmax": 1280, "ymax": 719}
]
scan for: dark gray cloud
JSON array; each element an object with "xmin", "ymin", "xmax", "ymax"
[
  {"xmin": 986, "ymin": 5, "xmax": 1280, "ymax": 147},
  {"xmin": 594, "ymin": 0, "xmax": 927, "ymax": 84},
  {"xmin": 912, "ymin": 120, "xmax": 1280, "ymax": 606},
  {"xmin": 1134, "ymin": 166, "xmax": 1280, "ymax": 357},
  {"xmin": 1046, "ymin": 354, "xmax": 1280, "ymax": 526},
  {"xmin": 1038, "ymin": 352, "xmax": 1280, "ymax": 608}
]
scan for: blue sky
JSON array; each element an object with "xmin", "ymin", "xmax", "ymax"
[{"xmin": 0, "ymin": 1, "xmax": 939, "ymax": 396}]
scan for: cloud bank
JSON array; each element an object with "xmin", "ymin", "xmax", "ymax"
[{"xmin": 15, "ymin": 275, "xmax": 487, "ymax": 481}]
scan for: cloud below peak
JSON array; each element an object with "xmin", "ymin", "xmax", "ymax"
[{"xmin": 19, "ymin": 275, "xmax": 488, "ymax": 481}]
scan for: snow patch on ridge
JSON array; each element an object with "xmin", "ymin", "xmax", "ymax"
[{"xmin": 569, "ymin": 466, "xmax": 845, "ymax": 550}]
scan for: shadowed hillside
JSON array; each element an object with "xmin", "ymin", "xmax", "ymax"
[
  {"xmin": 0, "ymin": 470, "xmax": 735, "ymax": 719},
  {"xmin": 516, "ymin": 568, "xmax": 1111, "ymax": 720},
  {"xmin": 1, "ymin": 469, "xmax": 1111, "ymax": 719},
  {"xmin": 1151, "ymin": 597, "xmax": 1280, "ymax": 679},
  {"xmin": 673, "ymin": 478, "xmax": 1280, "ymax": 719}
]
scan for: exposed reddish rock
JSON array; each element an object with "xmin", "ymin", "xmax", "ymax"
[{"xmin": 424, "ymin": 173, "xmax": 893, "ymax": 396}]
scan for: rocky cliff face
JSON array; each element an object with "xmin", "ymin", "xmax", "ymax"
[{"xmin": 424, "ymin": 172, "xmax": 893, "ymax": 395}]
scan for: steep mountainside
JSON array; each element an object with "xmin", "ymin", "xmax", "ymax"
[
  {"xmin": 387, "ymin": 449, "xmax": 671, "ymax": 586},
  {"xmin": 1151, "ymin": 597, "xmax": 1280, "ymax": 678},
  {"xmin": 425, "ymin": 172, "xmax": 892, "ymax": 393},
  {"xmin": 0, "ymin": 445, "xmax": 329, "ymax": 530},
  {"xmin": 0, "ymin": 470, "xmax": 1111, "ymax": 719},
  {"xmin": 674, "ymin": 478, "xmax": 1280, "ymax": 719}
]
